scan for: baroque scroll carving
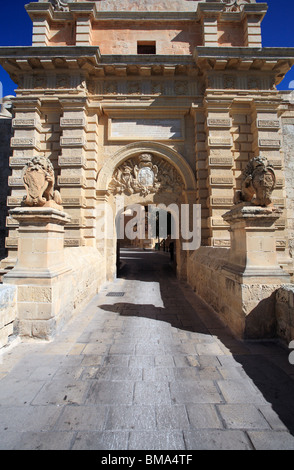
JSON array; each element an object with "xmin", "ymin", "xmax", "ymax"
[
  {"xmin": 221, "ymin": 0, "xmax": 251, "ymax": 12},
  {"xmin": 22, "ymin": 156, "xmax": 63, "ymax": 210},
  {"xmin": 234, "ymin": 156, "xmax": 276, "ymax": 207},
  {"xmin": 109, "ymin": 153, "xmax": 184, "ymax": 197},
  {"xmin": 49, "ymin": 0, "xmax": 70, "ymax": 12}
]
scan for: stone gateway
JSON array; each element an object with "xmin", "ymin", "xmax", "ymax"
[{"xmin": 0, "ymin": 0, "xmax": 294, "ymax": 346}]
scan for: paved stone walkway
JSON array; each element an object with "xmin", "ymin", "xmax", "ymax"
[{"xmin": 1, "ymin": 248, "xmax": 294, "ymax": 450}]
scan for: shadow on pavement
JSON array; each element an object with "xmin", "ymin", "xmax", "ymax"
[{"xmin": 100, "ymin": 248, "xmax": 294, "ymax": 436}]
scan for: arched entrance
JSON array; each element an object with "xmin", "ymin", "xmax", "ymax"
[
  {"xmin": 116, "ymin": 203, "xmax": 178, "ymax": 275},
  {"xmin": 96, "ymin": 142, "xmax": 197, "ymax": 281}
]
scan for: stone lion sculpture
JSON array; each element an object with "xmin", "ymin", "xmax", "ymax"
[
  {"xmin": 22, "ymin": 155, "xmax": 63, "ymax": 209},
  {"xmin": 234, "ymin": 156, "xmax": 276, "ymax": 207}
]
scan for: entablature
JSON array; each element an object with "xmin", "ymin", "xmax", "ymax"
[
  {"xmin": 194, "ymin": 46, "xmax": 294, "ymax": 86},
  {"xmin": 25, "ymin": 1, "xmax": 268, "ymax": 23}
]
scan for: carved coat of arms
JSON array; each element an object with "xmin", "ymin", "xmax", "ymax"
[
  {"xmin": 22, "ymin": 156, "xmax": 63, "ymax": 209},
  {"xmin": 234, "ymin": 156, "xmax": 276, "ymax": 207},
  {"xmin": 109, "ymin": 153, "xmax": 184, "ymax": 197}
]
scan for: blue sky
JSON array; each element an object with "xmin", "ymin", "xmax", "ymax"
[{"xmin": 0, "ymin": 0, "xmax": 293, "ymax": 96}]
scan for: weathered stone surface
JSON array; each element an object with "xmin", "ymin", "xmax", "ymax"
[
  {"xmin": 0, "ymin": 0, "xmax": 293, "ymax": 355},
  {"xmin": 0, "ymin": 250, "xmax": 294, "ymax": 450},
  {"xmin": 0, "ymin": 285, "xmax": 17, "ymax": 347},
  {"xmin": 276, "ymin": 284, "xmax": 294, "ymax": 344}
]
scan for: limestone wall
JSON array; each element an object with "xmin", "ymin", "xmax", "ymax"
[
  {"xmin": 0, "ymin": 285, "xmax": 17, "ymax": 348},
  {"xmin": 187, "ymin": 247, "xmax": 246, "ymax": 336},
  {"xmin": 187, "ymin": 247, "xmax": 282, "ymax": 339},
  {"xmin": 1, "ymin": 246, "xmax": 105, "ymax": 346},
  {"xmin": 63, "ymin": 246, "xmax": 105, "ymax": 317},
  {"xmin": 276, "ymin": 285, "xmax": 294, "ymax": 345},
  {"xmin": 14, "ymin": 246, "xmax": 105, "ymax": 340},
  {"xmin": 281, "ymin": 113, "xmax": 294, "ymax": 272},
  {"xmin": 0, "ymin": 118, "xmax": 12, "ymax": 260},
  {"xmin": 91, "ymin": 22, "xmax": 202, "ymax": 54}
]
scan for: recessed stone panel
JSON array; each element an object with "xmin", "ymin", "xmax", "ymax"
[{"xmin": 108, "ymin": 118, "xmax": 184, "ymax": 141}]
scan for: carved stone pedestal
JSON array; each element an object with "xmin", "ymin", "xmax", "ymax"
[
  {"xmin": 222, "ymin": 203, "xmax": 290, "ymax": 338},
  {"xmin": 3, "ymin": 207, "xmax": 71, "ymax": 340}
]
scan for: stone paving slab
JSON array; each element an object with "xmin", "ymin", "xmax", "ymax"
[{"xmin": 1, "ymin": 249, "xmax": 294, "ymax": 450}]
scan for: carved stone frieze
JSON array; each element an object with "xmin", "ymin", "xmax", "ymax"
[
  {"xmin": 207, "ymin": 73, "xmax": 270, "ymax": 91},
  {"xmin": 109, "ymin": 153, "xmax": 184, "ymax": 197},
  {"xmin": 87, "ymin": 79, "xmax": 197, "ymax": 97}
]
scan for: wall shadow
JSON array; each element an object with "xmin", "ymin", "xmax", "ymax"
[{"xmin": 100, "ymin": 249, "xmax": 294, "ymax": 436}]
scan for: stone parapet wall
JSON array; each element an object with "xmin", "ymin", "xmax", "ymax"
[
  {"xmin": 1, "ymin": 246, "xmax": 105, "ymax": 347},
  {"xmin": 276, "ymin": 285, "xmax": 294, "ymax": 345},
  {"xmin": 187, "ymin": 247, "xmax": 246, "ymax": 336},
  {"xmin": 0, "ymin": 285, "xmax": 17, "ymax": 348},
  {"xmin": 13, "ymin": 246, "xmax": 105, "ymax": 341},
  {"xmin": 63, "ymin": 246, "xmax": 105, "ymax": 318},
  {"xmin": 187, "ymin": 247, "xmax": 286, "ymax": 339}
]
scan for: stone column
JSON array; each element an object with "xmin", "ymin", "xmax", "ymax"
[
  {"xmin": 222, "ymin": 203, "xmax": 290, "ymax": 338},
  {"xmin": 3, "ymin": 207, "xmax": 71, "ymax": 340}
]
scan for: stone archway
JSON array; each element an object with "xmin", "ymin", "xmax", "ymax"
[
  {"xmin": 96, "ymin": 142, "xmax": 197, "ymax": 281},
  {"xmin": 97, "ymin": 142, "xmax": 197, "ymax": 194}
]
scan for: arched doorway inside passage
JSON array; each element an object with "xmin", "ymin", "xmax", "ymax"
[{"xmin": 96, "ymin": 142, "xmax": 198, "ymax": 282}]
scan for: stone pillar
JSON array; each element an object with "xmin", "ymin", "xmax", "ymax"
[
  {"xmin": 32, "ymin": 16, "xmax": 50, "ymax": 47},
  {"xmin": 202, "ymin": 16, "xmax": 218, "ymax": 47},
  {"xmin": 96, "ymin": 190, "xmax": 114, "ymax": 281},
  {"xmin": 222, "ymin": 203, "xmax": 290, "ymax": 338},
  {"xmin": 70, "ymin": 3, "xmax": 96, "ymax": 46},
  {"xmin": 76, "ymin": 17, "xmax": 92, "ymax": 46},
  {"xmin": 0, "ymin": 106, "xmax": 12, "ymax": 263},
  {"xmin": 58, "ymin": 99, "xmax": 89, "ymax": 248},
  {"xmin": 26, "ymin": 2, "xmax": 52, "ymax": 47},
  {"xmin": 251, "ymin": 101, "xmax": 288, "ymax": 262},
  {"xmin": 205, "ymin": 97, "xmax": 234, "ymax": 248},
  {"xmin": 197, "ymin": 3, "xmax": 222, "ymax": 47},
  {"xmin": 244, "ymin": 12, "xmax": 263, "ymax": 48},
  {"xmin": 223, "ymin": 204, "xmax": 287, "ymax": 276},
  {"xmin": 281, "ymin": 109, "xmax": 294, "ymax": 277},
  {"xmin": 6, "ymin": 98, "xmax": 43, "ymax": 263},
  {"xmin": 191, "ymin": 106, "xmax": 210, "ymax": 245},
  {"xmin": 3, "ymin": 207, "xmax": 71, "ymax": 340}
]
